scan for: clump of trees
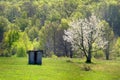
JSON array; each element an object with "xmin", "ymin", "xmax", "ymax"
[{"xmin": 0, "ymin": 0, "xmax": 120, "ymax": 62}]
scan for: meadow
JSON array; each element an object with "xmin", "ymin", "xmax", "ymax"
[{"xmin": 0, "ymin": 57, "xmax": 120, "ymax": 80}]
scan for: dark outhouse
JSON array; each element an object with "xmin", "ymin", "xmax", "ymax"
[{"xmin": 28, "ymin": 50, "xmax": 43, "ymax": 65}]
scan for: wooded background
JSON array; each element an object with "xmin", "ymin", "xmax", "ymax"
[{"xmin": 0, "ymin": 0, "xmax": 120, "ymax": 59}]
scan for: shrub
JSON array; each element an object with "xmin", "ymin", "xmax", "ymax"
[
  {"xmin": 52, "ymin": 54, "xmax": 58, "ymax": 58},
  {"xmin": 16, "ymin": 45, "xmax": 26, "ymax": 57},
  {"xmin": 3, "ymin": 49, "xmax": 11, "ymax": 57},
  {"xmin": 93, "ymin": 50, "xmax": 104, "ymax": 59}
]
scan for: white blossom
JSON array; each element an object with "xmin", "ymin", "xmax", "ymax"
[{"xmin": 63, "ymin": 15, "xmax": 108, "ymax": 53}]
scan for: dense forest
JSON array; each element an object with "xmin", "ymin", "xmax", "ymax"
[{"xmin": 0, "ymin": 0, "xmax": 120, "ymax": 60}]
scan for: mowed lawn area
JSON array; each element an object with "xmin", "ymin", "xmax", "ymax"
[{"xmin": 0, "ymin": 57, "xmax": 120, "ymax": 80}]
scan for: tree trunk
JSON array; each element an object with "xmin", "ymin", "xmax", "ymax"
[
  {"xmin": 86, "ymin": 54, "xmax": 91, "ymax": 63},
  {"xmin": 105, "ymin": 48, "xmax": 109, "ymax": 60},
  {"xmin": 86, "ymin": 44, "xmax": 92, "ymax": 63},
  {"xmin": 64, "ymin": 42, "xmax": 68, "ymax": 57},
  {"xmin": 69, "ymin": 47, "xmax": 73, "ymax": 58},
  {"xmin": 53, "ymin": 30, "xmax": 56, "ymax": 55},
  {"xmin": 105, "ymin": 44, "xmax": 110, "ymax": 60},
  {"xmin": 106, "ymin": 53, "xmax": 109, "ymax": 60}
]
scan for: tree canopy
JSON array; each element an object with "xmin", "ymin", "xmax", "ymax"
[{"xmin": 0, "ymin": 0, "xmax": 119, "ymax": 60}]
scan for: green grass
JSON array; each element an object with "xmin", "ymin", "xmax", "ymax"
[{"xmin": 0, "ymin": 57, "xmax": 120, "ymax": 80}]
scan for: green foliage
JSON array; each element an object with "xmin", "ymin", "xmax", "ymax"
[
  {"xmin": 3, "ymin": 49, "xmax": 10, "ymax": 57},
  {"xmin": 3, "ymin": 28, "xmax": 20, "ymax": 48},
  {"xmin": 0, "ymin": 16, "xmax": 9, "ymax": 42},
  {"xmin": 6, "ymin": 5, "xmax": 21, "ymax": 23},
  {"xmin": 0, "ymin": 0, "xmax": 119, "ymax": 58},
  {"xmin": 100, "ymin": 20, "xmax": 114, "ymax": 40},
  {"xmin": 38, "ymin": 27, "xmax": 46, "ymax": 50},
  {"xmin": 51, "ymin": 54, "xmax": 58, "ymax": 58},
  {"xmin": 15, "ymin": 18, "xmax": 31, "ymax": 31},
  {"xmin": 91, "ymin": 43, "xmax": 104, "ymax": 59},
  {"xmin": 10, "ymin": 32, "xmax": 32, "ymax": 56},
  {"xmin": 60, "ymin": 18, "xmax": 69, "ymax": 30},
  {"xmin": 21, "ymin": 1, "xmax": 36, "ymax": 17},
  {"xmin": 0, "ymin": 24, "xmax": 20, "ymax": 56},
  {"xmin": 11, "ymin": 43, "xmax": 24, "ymax": 57},
  {"xmin": 19, "ymin": 32, "xmax": 33, "ymax": 50},
  {"xmin": 93, "ymin": 50, "xmax": 104, "ymax": 59},
  {"xmin": 96, "ymin": 0, "xmax": 120, "ymax": 35},
  {"xmin": 33, "ymin": 38, "xmax": 40, "ymax": 50},
  {"xmin": 0, "ymin": 3, "xmax": 6, "ymax": 16},
  {"xmin": 10, "ymin": 43, "xmax": 17, "ymax": 55},
  {"xmin": 0, "ymin": 16, "xmax": 9, "ymax": 31},
  {"xmin": 113, "ymin": 37, "xmax": 120, "ymax": 57},
  {"xmin": 48, "ymin": 9, "xmax": 61, "ymax": 21},
  {"xmin": 27, "ymin": 27, "xmax": 39, "ymax": 41},
  {"xmin": 16, "ymin": 43, "xmax": 26, "ymax": 57}
]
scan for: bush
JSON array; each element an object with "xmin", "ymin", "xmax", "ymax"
[
  {"xmin": 3, "ymin": 49, "xmax": 11, "ymax": 57},
  {"xmin": 10, "ymin": 44, "xmax": 17, "ymax": 55},
  {"xmin": 45, "ymin": 51, "xmax": 55, "ymax": 57},
  {"xmin": 93, "ymin": 50, "xmax": 104, "ymax": 59},
  {"xmin": 16, "ymin": 46, "xmax": 26, "ymax": 57},
  {"xmin": 52, "ymin": 54, "xmax": 58, "ymax": 58},
  {"xmin": 10, "ymin": 41, "xmax": 27, "ymax": 57}
]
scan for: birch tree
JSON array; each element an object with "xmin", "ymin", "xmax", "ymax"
[{"xmin": 63, "ymin": 15, "xmax": 108, "ymax": 63}]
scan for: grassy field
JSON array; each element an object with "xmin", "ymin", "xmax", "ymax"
[{"xmin": 0, "ymin": 57, "xmax": 120, "ymax": 80}]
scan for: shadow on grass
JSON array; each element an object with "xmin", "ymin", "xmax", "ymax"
[
  {"xmin": 65, "ymin": 59, "xmax": 99, "ymax": 71},
  {"xmin": 66, "ymin": 59, "xmax": 97, "ymax": 65}
]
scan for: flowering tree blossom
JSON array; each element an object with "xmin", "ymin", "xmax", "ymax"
[{"xmin": 63, "ymin": 15, "xmax": 108, "ymax": 63}]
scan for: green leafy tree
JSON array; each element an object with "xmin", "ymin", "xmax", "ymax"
[
  {"xmin": 0, "ymin": 16, "xmax": 9, "ymax": 42},
  {"xmin": 27, "ymin": 26, "xmax": 39, "ymax": 41},
  {"xmin": 1, "ymin": 24, "xmax": 20, "ymax": 56},
  {"xmin": 0, "ymin": 3, "xmax": 6, "ymax": 16},
  {"xmin": 11, "ymin": 32, "xmax": 32, "ymax": 56},
  {"xmin": 15, "ymin": 18, "xmax": 31, "ymax": 31},
  {"xmin": 113, "ymin": 37, "xmax": 120, "ymax": 57},
  {"xmin": 6, "ymin": 5, "xmax": 21, "ymax": 23},
  {"xmin": 21, "ymin": 1, "xmax": 36, "ymax": 17},
  {"xmin": 100, "ymin": 21, "xmax": 114, "ymax": 60}
]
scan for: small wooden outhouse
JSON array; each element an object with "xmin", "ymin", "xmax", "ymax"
[{"xmin": 28, "ymin": 50, "xmax": 43, "ymax": 65}]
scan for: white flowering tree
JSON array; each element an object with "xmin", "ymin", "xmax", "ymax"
[{"xmin": 63, "ymin": 15, "xmax": 108, "ymax": 63}]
